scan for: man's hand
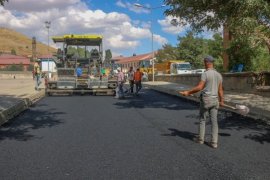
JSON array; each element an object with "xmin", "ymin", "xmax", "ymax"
[
  {"xmin": 219, "ymin": 101, "xmax": 225, "ymax": 107},
  {"xmin": 179, "ymin": 91, "xmax": 189, "ymax": 96}
]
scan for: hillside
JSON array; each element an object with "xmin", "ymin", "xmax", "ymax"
[{"xmin": 0, "ymin": 27, "xmax": 56, "ymax": 57}]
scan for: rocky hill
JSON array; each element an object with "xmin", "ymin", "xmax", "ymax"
[{"xmin": 0, "ymin": 27, "xmax": 56, "ymax": 58}]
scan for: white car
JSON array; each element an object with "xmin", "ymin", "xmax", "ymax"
[{"xmin": 194, "ymin": 69, "xmax": 206, "ymax": 74}]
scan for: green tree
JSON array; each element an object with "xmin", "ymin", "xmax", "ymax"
[
  {"xmin": 27, "ymin": 64, "xmax": 34, "ymax": 71},
  {"xmin": 164, "ymin": 0, "xmax": 269, "ymax": 40},
  {"xmin": 6, "ymin": 63, "xmax": 24, "ymax": 71},
  {"xmin": 251, "ymin": 47, "xmax": 270, "ymax": 71},
  {"xmin": 164, "ymin": 0, "xmax": 270, "ymax": 70},
  {"xmin": 156, "ymin": 44, "xmax": 179, "ymax": 62},
  {"xmin": 207, "ymin": 33, "xmax": 224, "ymax": 71},
  {"xmin": 0, "ymin": 0, "xmax": 8, "ymax": 6},
  {"xmin": 177, "ymin": 32, "xmax": 207, "ymax": 68},
  {"xmin": 105, "ymin": 49, "xmax": 112, "ymax": 62},
  {"xmin": 11, "ymin": 48, "xmax": 16, "ymax": 55},
  {"xmin": 67, "ymin": 47, "xmax": 90, "ymax": 58}
]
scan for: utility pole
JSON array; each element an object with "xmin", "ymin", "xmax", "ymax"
[{"xmin": 45, "ymin": 21, "xmax": 51, "ymax": 78}]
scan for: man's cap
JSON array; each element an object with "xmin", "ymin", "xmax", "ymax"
[
  {"xmin": 204, "ymin": 55, "xmax": 214, "ymax": 62},
  {"xmin": 117, "ymin": 67, "xmax": 121, "ymax": 71}
]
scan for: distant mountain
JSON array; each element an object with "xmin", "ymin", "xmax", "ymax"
[{"xmin": 0, "ymin": 27, "xmax": 56, "ymax": 58}]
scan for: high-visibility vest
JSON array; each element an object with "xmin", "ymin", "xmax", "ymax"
[
  {"xmin": 34, "ymin": 63, "xmax": 41, "ymax": 75},
  {"xmin": 134, "ymin": 71, "xmax": 142, "ymax": 81}
]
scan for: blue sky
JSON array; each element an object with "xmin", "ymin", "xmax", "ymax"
[{"xmin": 0, "ymin": 0, "xmax": 217, "ymax": 57}]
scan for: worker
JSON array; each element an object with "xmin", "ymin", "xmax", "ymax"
[
  {"xmin": 115, "ymin": 67, "xmax": 125, "ymax": 99},
  {"xmin": 179, "ymin": 55, "xmax": 224, "ymax": 149},
  {"xmin": 33, "ymin": 60, "xmax": 42, "ymax": 91},
  {"xmin": 127, "ymin": 67, "xmax": 135, "ymax": 93},
  {"xmin": 134, "ymin": 68, "xmax": 143, "ymax": 95}
]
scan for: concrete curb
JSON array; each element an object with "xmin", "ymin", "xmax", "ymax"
[
  {"xmin": 147, "ymin": 84, "xmax": 270, "ymax": 125},
  {"xmin": 0, "ymin": 90, "xmax": 45, "ymax": 126}
]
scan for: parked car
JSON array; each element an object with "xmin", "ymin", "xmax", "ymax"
[{"xmin": 192, "ymin": 69, "xmax": 206, "ymax": 74}]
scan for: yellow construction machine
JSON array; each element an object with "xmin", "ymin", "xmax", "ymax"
[{"xmin": 45, "ymin": 34, "xmax": 117, "ymax": 96}]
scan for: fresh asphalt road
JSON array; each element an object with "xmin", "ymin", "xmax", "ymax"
[{"xmin": 0, "ymin": 89, "xmax": 270, "ymax": 180}]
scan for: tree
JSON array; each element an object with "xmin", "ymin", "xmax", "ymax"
[
  {"xmin": 177, "ymin": 32, "xmax": 207, "ymax": 68},
  {"xmin": 11, "ymin": 48, "xmax": 16, "ymax": 55},
  {"xmin": 207, "ymin": 33, "xmax": 224, "ymax": 71},
  {"xmin": 164, "ymin": 0, "xmax": 270, "ymax": 70},
  {"xmin": 0, "ymin": 0, "xmax": 8, "ymax": 6},
  {"xmin": 6, "ymin": 63, "xmax": 24, "ymax": 71},
  {"xmin": 105, "ymin": 49, "xmax": 112, "ymax": 62},
  {"xmin": 27, "ymin": 64, "xmax": 34, "ymax": 71},
  {"xmin": 156, "ymin": 44, "xmax": 179, "ymax": 62}
]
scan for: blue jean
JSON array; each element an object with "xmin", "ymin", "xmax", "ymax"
[
  {"xmin": 135, "ymin": 80, "xmax": 142, "ymax": 94},
  {"xmin": 199, "ymin": 96, "xmax": 219, "ymax": 144},
  {"xmin": 35, "ymin": 74, "xmax": 41, "ymax": 90},
  {"xmin": 115, "ymin": 82, "xmax": 124, "ymax": 98}
]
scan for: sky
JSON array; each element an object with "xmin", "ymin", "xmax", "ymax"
[{"xmin": 0, "ymin": 0, "xmax": 218, "ymax": 57}]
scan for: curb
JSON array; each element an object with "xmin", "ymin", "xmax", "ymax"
[
  {"xmin": 147, "ymin": 84, "xmax": 270, "ymax": 125},
  {"xmin": 0, "ymin": 90, "xmax": 45, "ymax": 126}
]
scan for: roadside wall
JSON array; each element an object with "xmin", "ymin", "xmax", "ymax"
[
  {"xmin": 0, "ymin": 71, "xmax": 32, "ymax": 79},
  {"xmin": 151, "ymin": 72, "xmax": 270, "ymax": 95}
]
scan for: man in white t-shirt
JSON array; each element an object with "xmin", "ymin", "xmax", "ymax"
[{"xmin": 115, "ymin": 67, "xmax": 125, "ymax": 99}]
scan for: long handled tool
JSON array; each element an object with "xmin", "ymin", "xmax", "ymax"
[
  {"xmin": 178, "ymin": 91, "xmax": 250, "ymax": 116},
  {"xmin": 222, "ymin": 104, "xmax": 250, "ymax": 115}
]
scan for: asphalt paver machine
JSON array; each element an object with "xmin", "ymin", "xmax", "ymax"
[{"xmin": 46, "ymin": 34, "xmax": 117, "ymax": 95}]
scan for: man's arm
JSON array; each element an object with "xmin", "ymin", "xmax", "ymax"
[
  {"xmin": 218, "ymin": 82, "xmax": 224, "ymax": 106},
  {"xmin": 179, "ymin": 81, "xmax": 205, "ymax": 96}
]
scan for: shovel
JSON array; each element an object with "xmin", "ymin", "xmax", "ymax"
[
  {"xmin": 222, "ymin": 104, "xmax": 250, "ymax": 116},
  {"xmin": 178, "ymin": 91, "xmax": 250, "ymax": 116}
]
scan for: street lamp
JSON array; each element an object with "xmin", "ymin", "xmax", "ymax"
[
  {"xmin": 134, "ymin": 3, "xmax": 165, "ymax": 82},
  {"xmin": 45, "ymin": 21, "xmax": 51, "ymax": 78}
]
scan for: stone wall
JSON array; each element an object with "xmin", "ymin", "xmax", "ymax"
[
  {"xmin": 0, "ymin": 71, "xmax": 33, "ymax": 79},
  {"xmin": 151, "ymin": 72, "xmax": 270, "ymax": 94}
]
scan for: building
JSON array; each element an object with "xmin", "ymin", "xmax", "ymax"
[
  {"xmin": 0, "ymin": 54, "xmax": 31, "ymax": 71},
  {"xmin": 115, "ymin": 52, "xmax": 155, "ymax": 73},
  {"xmin": 38, "ymin": 55, "xmax": 57, "ymax": 73}
]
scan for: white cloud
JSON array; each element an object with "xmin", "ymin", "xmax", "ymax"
[
  {"xmin": 158, "ymin": 16, "xmax": 189, "ymax": 35},
  {"xmin": 106, "ymin": 35, "xmax": 140, "ymax": 49},
  {"xmin": 116, "ymin": 0, "xmax": 150, "ymax": 14},
  {"xmin": 4, "ymin": 0, "xmax": 81, "ymax": 12},
  {"xmin": 153, "ymin": 34, "xmax": 168, "ymax": 45},
  {"xmin": 116, "ymin": 0, "xmax": 126, "ymax": 8},
  {"xmin": 0, "ymin": 0, "xmax": 168, "ymax": 56}
]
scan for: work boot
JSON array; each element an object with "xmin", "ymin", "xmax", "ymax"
[
  {"xmin": 209, "ymin": 142, "xmax": 218, "ymax": 149},
  {"xmin": 193, "ymin": 137, "xmax": 204, "ymax": 144},
  {"xmin": 206, "ymin": 142, "xmax": 218, "ymax": 149}
]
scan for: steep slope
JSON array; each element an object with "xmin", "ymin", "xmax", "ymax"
[{"xmin": 0, "ymin": 27, "xmax": 56, "ymax": 57}]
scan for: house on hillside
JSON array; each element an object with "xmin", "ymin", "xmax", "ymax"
[
  {"xmin": 0, "ymin": 54, "xmax": 30, "ymax": 71},
  {"xmin": 115, "ymin": 52, "xmax": 155, "ymax": 73}
]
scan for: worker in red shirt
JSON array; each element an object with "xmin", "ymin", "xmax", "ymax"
[{"xmin": 134, "ymin": 68, "xmax": 143, "ymax": 95}]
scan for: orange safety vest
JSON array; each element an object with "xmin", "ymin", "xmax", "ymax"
[{"xmin": 134, "ymin": 71, "xmax": 143, "ymax": 81}]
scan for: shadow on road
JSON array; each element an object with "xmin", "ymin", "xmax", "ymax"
[
  {"xmin": 113, "ymin": 90, "xmax": 197, "ymax": 111},
  {"xmin": 0, "ymin": 103, "xmax": 65, "ymax": 141},
  {"xmin": 115, "ymin": 89, "xmax": 270, "ymax": 144},
  {"xmin": 161, "ymin": 128, "xmax": 196, "ymax": 142},
  {"xmin": 190, "ymin": 109, "xmax": 270, "ymax": 144},
  {"xmin": 218, "ymin": 111, "xmax": 270, "ymax": 144}
]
